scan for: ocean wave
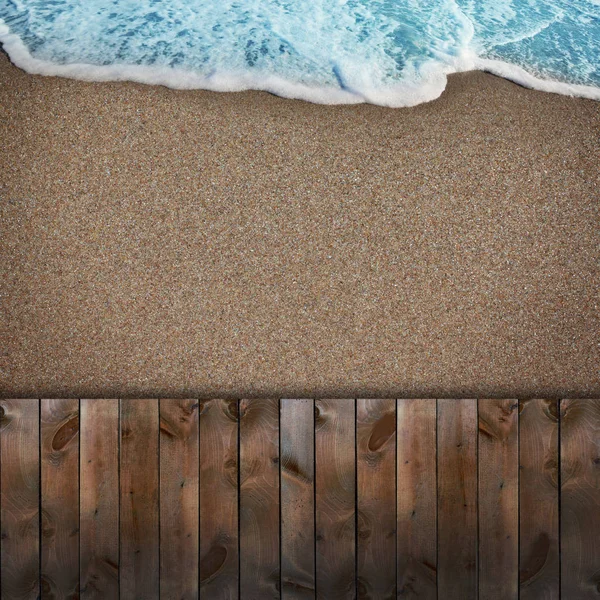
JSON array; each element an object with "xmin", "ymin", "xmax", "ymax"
[{"xmin": 1, "ymin": 0, "xmax": 599, "ymax": 107}]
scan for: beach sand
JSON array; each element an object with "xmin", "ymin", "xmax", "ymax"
[{"xmin": 1, "ymin": 51, "xmax": 598, "ymax": 398}]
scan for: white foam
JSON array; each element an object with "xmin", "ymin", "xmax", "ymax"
[{"xmin": 1, "ymin": 18, "xmax": 599, "ymax": 107}]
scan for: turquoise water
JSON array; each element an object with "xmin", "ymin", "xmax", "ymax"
[{"xmin": 0, "ymin": 0, "xmax": 599, "ymax": 106}]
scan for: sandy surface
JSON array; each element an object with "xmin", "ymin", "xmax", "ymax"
[{"xmin": 1, "ymin": 51, "xmax": 599, "ymax": 398}]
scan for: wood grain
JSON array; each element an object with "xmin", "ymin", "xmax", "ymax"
[
  {"xmin": 41, "ymin": 399, "xmax": 80, "ymax": 600},
  {"xmin": 199, "ymin": 400, "xmax": 239, "ymax": 599},
  {"xmin": 560, "ymin": 399, "xmax": 600, "ymax": 599},
  {"xmin": 357, "ymin": 398, "xmax": 396, "ymax": 600},
  {"xmin": 160, "ymin": 399, "xmax": 200, "ymax": 600},
  {"xmin": 280, "ymin": 398, "xmax": 315, "ymax": 600},
  {"xmin": 437, "ymin": 399, "xmax": 477, "ymax": 600},
  {"xmin": 519, "ymin": 399, "xmax": 559, "ymax": 600},
  {"xmin": 0, "ymin": 399, "xmax": 40, "ymax": 600},
  {"xmin": 120, "ymin": 399, "xmax": 159, "ymax": 600},
  {"xmin": 396, "ymin": 399, "xmax": 436, "ymax": 600},
  {"xmin": 239, "ymin": 399, "xmax": 280, "ymax": 600},
  {"xmin": 478, "ymin": 399, "xmax": 519, "ymax": 600},
  {"xmin": 80, "ymin": 399, "xmax": 120, "ymax": 600},
  {"xmin": 315, "ymin": 399, "xmax": 355, "ymax": 600}
]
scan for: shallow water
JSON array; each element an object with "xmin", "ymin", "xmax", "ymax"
[{"xmin": 1, "ymin": 0, "xmax": 599, "ymax": 106}]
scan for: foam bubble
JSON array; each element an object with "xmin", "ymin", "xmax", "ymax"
[{"xmin": 0, "ymin": 0, "xmax": 599, "ymax": 107}]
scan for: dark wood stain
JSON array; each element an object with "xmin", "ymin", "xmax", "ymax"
[
  {"xmin": 437, "ymin": 399, "xmax": 477, "ymax": 600},
  {"xmin": 357, "ymin": 399, "xmax": 396, "ymax": 600},
  {"xmin": 1, "ymin": 398, "xmax": 599, "ymax": 599},
  {"xmin": 120, "ymin": 399, "xmax": 159, "ymax": 600},
  {"xmin": 281, "ymin": 399, "xmax": 315, "ymax": 600},
  {"xmin": 42, "ymin": 400, "xmax": 80, "ymax": 600},
  {"xmin": 560, "ymin": 399, "xmax": 600, "ymax": 599},
  {"xmin": 478, "ymin": 399, "xmax": 519, "ymax": 600},
  {"xmin": 51, "ymin": 414, "xmax": 80, "ymax": 452},
  {"xmin": 199, "ymin": 398, "xmax": 239, "ymax": 598},
  {"xmin": 519, "ymin": 399, "xmax": 559, "ymax": 600}
]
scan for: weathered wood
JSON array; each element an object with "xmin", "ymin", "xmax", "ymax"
[
  {"xmin": 396, "ymin": 399, "xmax": 436, "ymax": 600},
  {"xmin": 0, "ymin": 399, "xmax": 40, "ymax": 600},
  {"xmin": 357, "ymin": 399, "xmax": 396, "ymax": 600},
  {"xmin": 560, "ymin": 399, "xmax": 600, "ymax": 599},
  {"xmin": 280, "ymin": 399, "xmax": 315, "ymax": 599},
  {"xmin": 120, "ymin": 399, "xmax": 159, "ymax": 600},
  {"xmin": 478, "ymin": 399, "xmax": 519, "ymax": 600},
  {"xmin": 437, "ymin": 399, "xmax": 477, "ymax": 600},
  {"xmin": 80, "ymin": 399, "xmax": 120, "ymax": 600},
  {"xmin": 519, "ymin": 399, "xmax": 559, "ymax": 600},
  {"xmin": 239, "ymin": 399, "xmax": 280, "ymax": 600},
  {"xmin": 315, "ymin": 399, "xmax": 355, "ymax": 600},
  {"xmin": 41, "ymin": 399, "xmax": 80, "ymax": 600},
  {"xmin": 199, "ymin": 400, "xmax": 239, "ymax": 599},
  {"xmin": 160, "ymin": 399, "xmax": 200, "ymax": 600}
]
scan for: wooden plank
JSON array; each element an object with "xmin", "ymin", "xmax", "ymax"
[
  {"xmin": 519, "ymin": 399, "xmax": 559, "ymax": 600},
  {"xmin": 315, "ymin": 399, "xmax": 355, "ymax": 600},
  {"xmin": 356, "ymin": 398, "xmax": 396, "ymax": 600},
  {"xmin": 396, "ymin": 399, "xmax": 436, "ymax": 600},
  {"xmin": 0, "ymin": 399, "xmax": 40, "ymax": 600},
  {"xmin": 478, "ymin": 399, "xmax": 519, "ymax": 600},
  {"xmin": 280, "ymin": 399, "xmax": 315, "ymax": 599},
  {"xmin": 120, "ymin": 399, "xmax": 159, "ymax": 600},
  {"xmin": 560, "ymin": 399, "xmax": 600, "ymax": 599},
  {"xmin": 239, "ymin": 399, "xmax": 280, "ymax": 600},
  {"xmin": 80, "ymin": 399, "xmax": 120, "ymax": 599},
  {"xmin": 41, "ymin": 399, "xmax": 80, "ymax": 600},
  {"xmin": 199, "ymin": 400, "xmax": 239, "ymax": 599},
  {"xmin": 160, "ymin": 399, "xmax": 200, "ymax": 600},
  {"xmin": 437, "ymin": 399, "xmax": 477, "ymax": 600}
]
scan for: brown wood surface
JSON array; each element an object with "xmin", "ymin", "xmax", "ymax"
[
  {"xmin": 80, "ymin": 399, "xmax": 120, "ymax": 600},
  {"xmin": 396, "ymin": 399, "xmax": 436, "ymax": 600},
  {"xmin": 314, "ymin": 399, "xmax": 355, "ymax": 600},
  {"xmin": 41, "ymin": 399, "xmax": 80, "ymax": 600},
  {"xmin": 120, "ymin": 399, "xmax": 159, "ymax": 600},
  {"xmin": 239, "ymin": 399, "xmax": 280, "ymax": 600},
  {"xmin": 437, "ymin": 399, "xmax": 477, "ymax": 600},
  {"xmin": 478, "ymin": 399, "xmax": 519, "ymax": 600},
  {"xmin": 280, "ymin": 398, "xmax": 315, "ymax": 599},
  {"xmin": 160, "ymin": 399, "xmax": 200, "ymax": 600},
  {"xmin": 356, "ymin": 399, "xmax": 396, "ymax": 600},
  {"xmin": 0, "ymin": 399, "xmax": 40, "ymax": 600},
  {"xmin": 2, "ymin": 396, "xmax": 600, "ymax": 599},
  {"xmin": 199, "ymin": 400, "xmax": 239, "ymax": 599},
  {"xmin": 560, "ymin": 399, "xmax": 600, "ymax": 599},
  {"xmin": 519, "ymin": 399, "xmax": 559, "ymax": 600}
]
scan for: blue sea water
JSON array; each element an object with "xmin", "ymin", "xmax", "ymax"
[{"xmin": 0, "ymin": 0, "xmax": 599, "ymax": 106}]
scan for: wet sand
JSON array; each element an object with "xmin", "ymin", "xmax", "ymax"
[{"xmin": 1, "ymin": 51, "xmax": 598, "ymax": 398}]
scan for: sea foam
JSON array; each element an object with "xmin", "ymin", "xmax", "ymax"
[{"xmin": 0, "ymin": 0, "xmax": 599, "ymax": 106}]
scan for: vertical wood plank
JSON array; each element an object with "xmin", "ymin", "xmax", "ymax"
[
  {"xmin": 437, "ymin": 399, "xmax": 477, "ymax": 600},
  {"xmin": 41, "ymin": 399, "xmax": 80, "ymax": 600},
  {"xmin": 478, "ymin": 399, "xmax": 519, "ymax": 600},
  {"xmin": 519, "ymin": 399, "xmax": 559, "ymax": 600},
  {"xmin": 80, "ymin": 399, "xmax": 120, "ymax": 600},
  {"xmin": 357, "ymin": 398, "xmax": 396, "ymax": 600},
  {"xmin": 396, "ymin": 399, "xmax": 436, "ymax": 600},
  {"xmin": 239, "ymin": 399, "xmax": 280, "ymax": 600},
  {"xmin": 560, "ymin": 399, "xmax": 600, "ymax": 599},
  {"xmin": 280, "ymin": 399, "xmax": 315, "ymax": 600},
  {"xmin": 160, "ymin": 399, "xmax": 200, "ymax": 600},
  {"xmin": 120, "ymin": 399, "xmax": 159, "ymax": 600},
  {"xmin": 315, "ymin": 399, "xmax": 355, "ymax": 600},
  {"xmin": 0, "ymin": 399, "xmax": 40, "ymax": 600},
  {"xmin": 199, "ymin": 400, "xmax": 239, "ymax": 599}
]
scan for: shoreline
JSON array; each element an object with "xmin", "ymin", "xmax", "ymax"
[
  {"xmin": 1, "ymin": 24, "xmax": 600, "ymax": 107},
  {"xmin": 1, "ymin": 51, "xmax": 599, "ymax": 398}
]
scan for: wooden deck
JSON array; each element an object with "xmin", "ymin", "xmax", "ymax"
[{"xmin": 0, "ymin": 399, "xmax": 598, "ymax": 600}]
